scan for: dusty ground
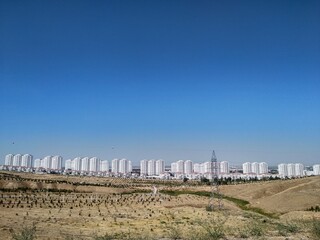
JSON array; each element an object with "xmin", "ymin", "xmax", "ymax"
[{"xmin": 0, "ymin": 172, "xmax": 319, "ymax": 239}]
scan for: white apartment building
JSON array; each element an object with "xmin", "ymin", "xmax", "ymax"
[
  {"xmin": 12, "ymin": 154, "xmax": 22, "ymax": 167},
  {"xmin": 220, "ymin": 161, "xmax": 229, "ymax": 174},
  {"xmin": 287, "ymin": 163, "xmax": 296, "ymax": 177},
  {"xmin": 34, "ymin": 159, "xmax": 41, "ymax": 168},
  {"xmin": 184, "ymin": 160, "xmax": 193, "ymax": 174},
  {"xmin": 251, "ymin": 162, "xmax": 259, "ymax": 174},
  {"xmin": 111, "ymin": 159, "xmax": 120, "ymax": 173},
  {"xmin": 193, "ymin": 163, "xmax": 200, "ymax": 174},
  {"xmin": 242, "ymin": 162, "xmax": 251, "ymax": 174},
  {"xmin": 259, "ymin": 162, "xmax": 268, "ymax": 174},
  {"xmin": 21, "ymin": 154, "xmax": 33, "ymax": 168},
  {"xmin": 51, "ymin": 155, "xmax": 62, "ymax": 170},
  {"xmin": 100, "ymin": 160, "xmax": 109, "ymax": 172},
  {"xmin": 65, "ymin": 159, "xmax": 72, "ymax": 170},
  {"xmin": 140, "ymin": 159, "xmax": 148, "ymax": 175},
  {"xmin": 155, "ymin": 159, "xmax": 165, "ymax": 175},
  {"xmin": 295, "ymin": 163, "xmax": 304, "ymax": 177},
  {"xmin": 42, "ymin": 156, "xmax": 52, "ymax": 169},
  {"xmin": 313, "ymin": 164, "xmax": 320, "ymax": 175},
  {"xmin": 278, "ymin": 163, "xmax": 288, "ymax": 177},
  {"xmin": 81, "ymin": 157, "xmax": 90, "ymax": 172},
  {"xmin": 89, "ymin": 157, "xmax": 100, "ymax": 172},
  {"xmin": 147, "ymin": 159, "xmax": 156, "ymax": 175},
  {"xmin": 119, "ymin": 158, "xmax": 131, "ymax": 174},
  {"xmin": 73, "ymin": 157, "xmax": 82, "ymax": 171},
  {"xmin": 5, "ymin": 154, "xmax": 14, "ymax": 166},
  {"xmin": 171, "ymin": 162, "xmax": 177, "ymax": 173}
]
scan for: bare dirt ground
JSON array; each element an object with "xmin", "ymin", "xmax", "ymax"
[{"xmin": 0, "ymin": 172, "xmax": 319, "ymax": 240}]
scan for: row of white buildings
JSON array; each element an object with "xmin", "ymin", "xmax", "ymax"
[
  {"xmin": 140, "ymin": 159, "xmax": 165, "ymax": 176},
  {"xmin": 170, "ymin": 160, "xmax": 230, "ymax": 175},
  {"xmin": 65, "ymin": 158, "xmax": 132, "ymax": 174},
  {"xmin": 5, "ymin": 154, "xmax": 63, "ymax": 170},
  {"xmin": 278, "ymin": 163, "xmax": 306, "ymax": 177},
  {"xmin": 242, "ymin": 162, "xmax": 268, "ymax": 175}
]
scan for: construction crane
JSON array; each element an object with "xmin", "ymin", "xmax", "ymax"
[{"xmin": 207, "ymin": 149, "xmax": 223, "ymax": 211}]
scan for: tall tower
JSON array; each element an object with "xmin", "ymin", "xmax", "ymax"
[{"xmin": 207, "ymin": 150, "xmax": 222, "ymax": 211}]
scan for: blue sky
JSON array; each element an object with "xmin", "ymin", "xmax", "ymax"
[{"xmin": 0, "ymin": 0, "xmax": 319, "ymax": 165}]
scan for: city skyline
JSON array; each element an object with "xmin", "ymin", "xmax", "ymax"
[{"xmin": 1, "ymin": 1, "xmax": 320, "ymax": 166}]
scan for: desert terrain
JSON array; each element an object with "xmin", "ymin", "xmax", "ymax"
[{"xmin": 0, "ymin": 172, "xmax": 319, "ymax": 239}]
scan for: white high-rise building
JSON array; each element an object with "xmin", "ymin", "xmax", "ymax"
[
  {"xmin": 100, "ymin": 160, "xmax": 109, "ymax": 172},
  {"xmin": 34, "ymin": 159, "xmax": 41, "ymax": 168},
  {"xmin": 119, "ymin": 158, "xmax": 131, "ymax": 174},
  {"xmin": 171, "ymin": 162, "xmax": 177, "ymax": 173},
  {"xmin": 5, "ymin": 154, "xmax": 14, "ymax": 166},
  {"xmin": 65, "ymin": 159, "xmax": 72, "ymax": 170},
  {"xmin": 89, "ymin": 157, "xmax": 100, "ymax": 172},
  {"xmin": 21, "ymin": 154, "xmax": 33, "ymax": 168},
  {"xmin": 203, "ymin": 161, "xmax": 211, "ymax": 174},
  {"xmin": 242, "ymin": 162, "xmax": 251, "ymax": 174},
  {"xmin": 193, "ymin": 163, "xmax": 200, "ymax": 173},
  {"xmin": 313, "ymin": 164, "xmax": 320, "ymax": 175},
  {"xmin": 140, "ymin": 159, "xmax": 148, "ymax": 175},
  {"xmin": 278, "ymin": 163, "xmax": 288, "ymax": 177},
  {"xmin": 112, "ymin": 159, "xmax": 120, "ymax": 173},
  {"xmin": 12, "ymin": 154, "xmax": 22, "ymax": 167},
  {"xmin": 220, "ymin": 161, "xmax": 229, "ymax": 174},
  {"xmin": 147, "ymin": 159, "xmax": 156, "ymax": 175},
  {"xmin": 251, "ymin": 162, "xmax": 259, "ymax": 174},
  {"xmin": 42, "ymin": 156, "xmax": 52, "ymax": 169},
  {"xmin": 81, "ymin": 157, "xmax": 89, "ymax": 172},
  {"xmin": 176, "ymin": 160, "xmax": 184, "ymax": 174},
  {"xmin": 184, "ymin": 160, "xmax": 193, "ymax": 174},
  {"xmin": 295, "ymin": 163, "xmax": 304, "ymax": 177},
  {"xmin": 73, "ymin": 157, "xmax": 82, "ymax": 171},
  {"xmin": 259, "ymin": 162, "xmax": 268, "ymax": 174},
  {"xmin": 155, "ymin": 159, "xmax": 165, "ymax": 175},
  {"xmin": 287, "ymin": 163, "xmax": 296, "ymax": 177},
  {"xmin": 51, "ymin": 155, "xmax": 62, "ymax": 170}
]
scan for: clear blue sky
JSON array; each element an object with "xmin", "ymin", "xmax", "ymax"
[{"xmin": 1, "ymin": 0, "xmax": 319, "ymax": 166}]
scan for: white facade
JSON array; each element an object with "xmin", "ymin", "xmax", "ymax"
[
  {"xmin": 42, "ymin": 156, "xmax": 52, "ymax": 169},
  {"xmin": 73, "ymin": 157, "xmax": 82, "ymax": 171},
  {"xmin": 12, "ymin": 154, "xmax": 22, "ymax": 167},
  {"xmin": 147, "ymin": 159, "xmax": 156, "ymax": 176},
  {"xmin": 259, "ymin": 162, "xmax": 268, "ymax": 174},
  {"xmin": 111, "ymin": 159, "xmax": 119, "ymax": 173},
  {"xmin": 34, "ymin": 159, "xmax": 41, "ymax": 168},
  {"xmin": 51, "ymin": 155, "xmax": 62, "ymax": 170},
  {"xmin": 313, "ymin": 164, "xmax": 320, "ymax": 175},
  {"xmin": 184, "ymin": 160, "xmax": 193, "ymax": 174},
  {"xmin": 5, "ymin": 154, "xmax": 14, "ymax": 166},
  {"xmin": 155, "ymin": 159, "xmax": 165, "ymax": 175},
  {"xmin": 100, "ymin": 160, "xmax": 109, "ymax": 172},
  {"xmin": 295, "ymin": 163, "xmax": 304, "ymax": 177},
  {"xmin": 242, "ymin": 162, "xmax": 251, "ymax": 174},
  {"xmin": 176, "ymin": 160, "xmax": 184, "ymax": 174},
  {"xmin": 81, "ymin": 157, "xmax": 89, "ymax": 172},
  {"xmin": 21, "ymin": 154, "xmax": 33, "ymax": 168},
  {"xmin": 251, "ymin": 162, "xmax": 259, "ymax": 174},
  {"xmin": 171, "ymin": 162, "xmax": 177, "ymax": 173},
  {"xmin": 89, "ymin": 157, "xmax": 100, "ymax": 172},
  {"xmin": 193, "ymin": 163, "xmax": 200, "ymax": 173},
  {"xmin": 278, "ymin": 163, "xmax": 288, "ymax": 177},
  {"xmin": 65, "ymin": 159, "xmax": 72, "ymax": 170},
  {"xmin": 119, "ymin": 158, "xmax": 131, "ymax": 174},
  {"xmin": 287, "ymin": 163, "xmax": 296, "ymax": 177},
  {"xmin": 220, "ymin": 161, "xmax": 229, "ymax": 174},
  {"xmin": 140, "ymin": 159, "xmax": 148, "ymax": 175}
]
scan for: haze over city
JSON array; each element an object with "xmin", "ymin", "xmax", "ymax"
[{"xmin": 1, "ymin": 0, "xmax": 319, "ymax": 166}]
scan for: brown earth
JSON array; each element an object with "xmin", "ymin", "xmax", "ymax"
[{"xmin": 0, "ymin": 172, "xmax": 319, "ymax": 240}]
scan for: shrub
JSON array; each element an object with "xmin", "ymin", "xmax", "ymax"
[{"xmin": 10, "ymin": 224, "xmax": 37, "ymax": 240}]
